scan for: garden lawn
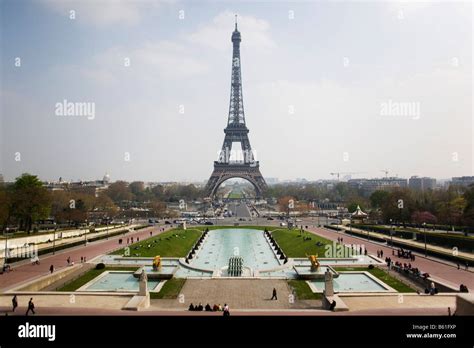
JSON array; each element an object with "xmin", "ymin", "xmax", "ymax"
[
  {"xmin": 110, "ymin": 228, "xmax": 202, "ymax": 257},
  {"xmin": 150, "ymin": 278, "xmax": 186, "ymax": 299},
  {"xmin": 271, "ymin": 228, "xmax": 337, "ymax": 258},
  {"xmin": 288, "ymin": 280, "xmax": 322, "ymax": 300}
]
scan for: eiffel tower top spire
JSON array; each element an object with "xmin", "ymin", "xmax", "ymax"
[{"xmin": 228, "ymin": 16, "xmax": 245, "ymax": 127}]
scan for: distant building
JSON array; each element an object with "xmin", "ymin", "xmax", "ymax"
[
  {"xmin": 265, "ymin": 177, "xmax": 279, "ymax": 185},
  {"xmin": 44, "ymin": 173, "xmax": 110, "ymax": 195},
  {"xmin": 451, "ymin": 176, "xmax": 474, "ymax": 187},
  {"xmin": 409, "ymin": 176, "xmax": 436, "ymax": 191},
  {"xmin": 348, "ymin": 177, "xmax": 408, "ymax": 196}
]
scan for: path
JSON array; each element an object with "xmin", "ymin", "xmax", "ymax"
[
  {"xmin": 0, "ymin": 224, "xmax": 173, "ymax": 291},
  {"xmin": 305, "ymin": 226, "xmax": 474, "ymax": 289}
]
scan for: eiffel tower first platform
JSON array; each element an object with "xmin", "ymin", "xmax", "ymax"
[{"xmin": 204, "ymin": 18, "xmax": 267, "ymax": 198}]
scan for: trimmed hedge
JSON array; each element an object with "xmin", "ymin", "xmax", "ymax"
[
  {"xmin": 5, "ymin": 225, "xmax": 147, "ymax": 263},
  {"xmin": 353, "ymin": 224, "xmax": 474, "ymax": 252}
]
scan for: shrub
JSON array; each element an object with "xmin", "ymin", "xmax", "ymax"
[{"xmin": 96, "ymin": 263, "xmax": 105, "ymax": 270}]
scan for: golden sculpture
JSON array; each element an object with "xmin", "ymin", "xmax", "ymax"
[
  {"xmin": 308, "ymin": 254, "xmax": 320, "ymax": 271},
  {"xmin": 152, "ymin": 256, "xmax": 162, "ymax": 271}
]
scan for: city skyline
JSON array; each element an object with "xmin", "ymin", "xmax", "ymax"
[{"xmin": 1, "ymin": 1, "xmax": 472, "ymax": 183}]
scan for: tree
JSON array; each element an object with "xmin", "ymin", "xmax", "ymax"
[
  {"xmin": 149, "ymin": 200, "xmax": 167, "ymax": 218},
  {"xmin": 370, "ymin": 190, "xmax": 390, "ymax": 209},
  {"xmin": 106, "ymin": 181, "xmax": 133, "ymax": 203},
  {"xmin": 0, "ymin": 184, "xmax": 11, "ymax": 230},
  {"xmin": 10, "ymin": 174, "xmax": 51, "ymax": 233},
  {"xmin": 411, "ymin": 211, "xmax": 437, "ymax": 225},
  {"xmin": 462, "ymin": 185, "xmax": 474, "ymax": 226}
]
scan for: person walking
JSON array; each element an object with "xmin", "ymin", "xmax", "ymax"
[
  {"xmin": 49, "ymin": 265, "xmax": 54, "ymax": 274},
  {"xmin": 271, "ymin": 288, "xmax": 277, "ymax": 300},
  {"xmin": 26, "ymin": 298, "xmax": 35, "ymax": 316},
  {"xmin": 12, "ymin": 295, "xmax": 18, "ymax": 312}
]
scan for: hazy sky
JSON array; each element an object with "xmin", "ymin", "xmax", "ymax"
[{"xmin": 1, "ymin": 0, "xmax": 472, "ymax": 183}]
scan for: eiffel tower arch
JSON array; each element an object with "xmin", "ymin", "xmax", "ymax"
[{"xmin": 205, "ymin": 17, "xmax": 267, "ymax": 198}]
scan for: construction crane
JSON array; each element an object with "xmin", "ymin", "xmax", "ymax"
[
  {"xmin": 330, "ymin": 172, "xmax": 365, "ymax": 181},
  {"xmin": 381, "ymin": 169, "xmax": 389, "ymax": 178}
]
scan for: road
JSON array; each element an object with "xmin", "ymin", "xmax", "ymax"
[{"xmin": 228, "ymin": 202, "xmax": 252, "ymax": 218}]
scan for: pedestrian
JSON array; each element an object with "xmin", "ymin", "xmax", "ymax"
[
  {"xmin": 67, "ymin": 256, "xmax": 71, "ymax": 265},
  {"xmin": 271, "ymin": 288, "xmax": 277, "ymax": 300},
  {"xmin": 466, "ymin": 262, "xmax": 469, "ymax": 271},
  {"xmin": 26, "ymin": 298, "xmax": 35, "ymax": 316},
  {"xmin": 12, "ymin": 295, "xmax": 18, "ymax": 312},
  {"xmin": 137, "ymin": 237, "xmax": 139, "ymax": 242},
  {"xmin": 377, "ymin": 250, "xmax": 380, "ymax": 258},
  {"xmin": 223, "ymin": 303, "xmax": 230, "ymax": 316},
  {"xmin": 84, "ymin": 256, "xmax": 86, "ymax": 262},
  {"xmin": 457, "ymin": 263, "xmax": 460, "ymax": 270},
  {"xmin": 127, "ymin": 238, "xmax": 129, "ymax": 244},
  {"xmin": 49, "ymin": 265, "xmax": 54, "ymax": 274},
  {"xmin": 80, "ymin": 256, "xmax": 83, "ymax": 263},
  {"xmin": 150, "ymin": 231, "xmax": 152, "ymax": 237},
  {"xmin": 381, "ymin": 250, "xmax": 383, "ymax": 258}
]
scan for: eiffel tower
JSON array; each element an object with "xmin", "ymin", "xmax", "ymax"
[{"xmin": 204, "ymin": 17, "xmax": 267, "ymax": 198}]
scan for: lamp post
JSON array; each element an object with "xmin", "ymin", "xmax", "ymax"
[
  {"xmin": 423, "ymin": 222, "xmax": 427, "ymax": 257},
  {"xmin": 53, "ymin": 222, "xmax": 57, "ymax": 255},
  {"xmin": 389, "ymin": 218, "xmax": 393, "ymax": 247},
  {"xmin": 84, "ymin": 219, "xmax": 88, "ymax": 246},
  {"xmin": 4, "ymin": 227, "xmax": 9, "ymax": 266}
]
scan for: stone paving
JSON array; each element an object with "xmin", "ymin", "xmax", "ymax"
[{"xmin": 150, "ymin": 279, "xmax": 299, "ymax": 310}]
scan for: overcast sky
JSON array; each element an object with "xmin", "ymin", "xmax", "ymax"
[{"xmin": 0, "ymin": 0, "xmax": 472, "ymax": 183}]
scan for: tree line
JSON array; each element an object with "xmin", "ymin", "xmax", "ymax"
[{"xmin": 0, "ymin": 174, "xmax": 205, "ymax": 233}]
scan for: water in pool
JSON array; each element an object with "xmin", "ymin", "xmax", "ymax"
[
  {"xmin": 310, "ymin": 273, "xmax": 389, "ymax": 292},
  {"xmin": 84, "ymin": 272, "xmax": 161, "ymax": 292},
  {"xmin": 191, "ymin": 228, "xmax": 280, "ymax": 271}
]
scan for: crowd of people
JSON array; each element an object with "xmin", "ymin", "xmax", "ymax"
[
  {"xmin": 188, "ymin": 302, "xmax": 230, "ymax": 316},
  {"xmin": 396, "ymin": 248, "xmax": 415, "ymax": 261}
]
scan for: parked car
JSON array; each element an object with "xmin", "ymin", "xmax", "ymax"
[
  {"xmin": 280, "ymin": 222, "xmax": 287, "ymax": 227},
  {"xmin": 164, "ymin": 221, "xmax": 171, "ymax": 225},
  {"xmin": 267, "ymin": 217, "xmax": 274, "ymax": 220},
  {"xmin": 204, "ymin": 221, "xmax": 214, "ymax": 225}
]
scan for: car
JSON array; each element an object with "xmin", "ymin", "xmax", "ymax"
[
  {"xmin": 204, "ymin": 221, "xmax": 214, "ymax": 225},
  {"xmin": 280, "ymin": 222, "xmax": 287, "ymax": 227},
  {"xmin": 267, "ymin": 217, "xmax": 274, "ymax": 220},
  {"xmin": 164, "ymin": 221, "xmax": 171, "ymax": 225}
]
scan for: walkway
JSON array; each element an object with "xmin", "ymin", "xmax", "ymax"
[
  {"xmin": 339, "ymin": 225, "xmax": 473, "ymax": 261},
  {"xmin": 0, "ymin": 224, "xmax": 172, "ymax": 291},
  {"xmin": 305, "ymin": 226, "xmax": 474, "ymax": 289},
  {"xmin": 150, "ymin": 279, "xmax": 296, "ymax": 310}
]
